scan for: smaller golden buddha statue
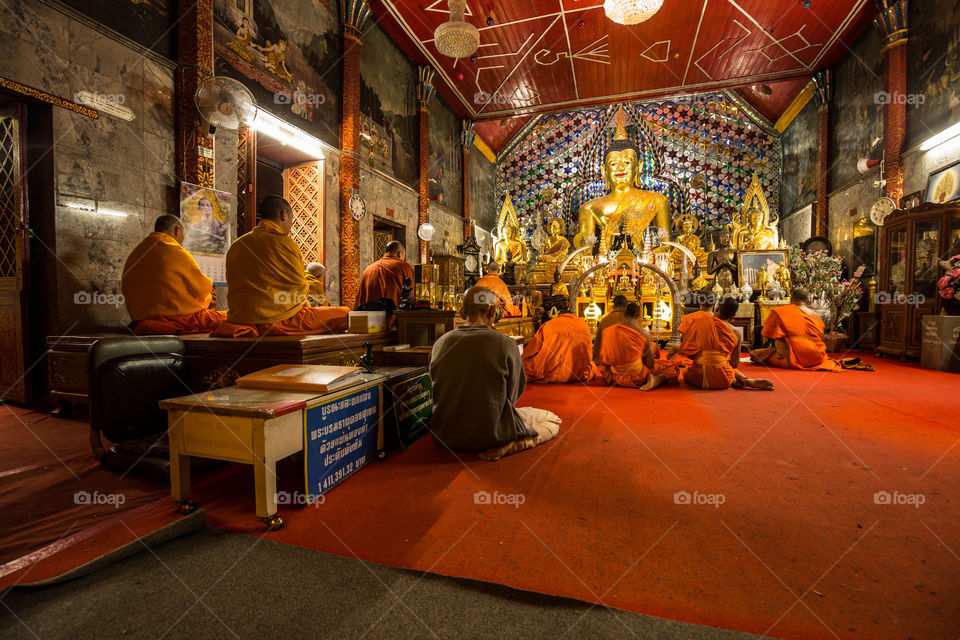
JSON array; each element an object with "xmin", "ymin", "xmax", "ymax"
[
  {"xmin": 756, "ymin": 265, "xmax": 769, "ymax": 299},
  {"xmin": 775, "ymin": 261, "xmax": 792, "ymax": 296},
  {"xmin": 672, "ymin": 214, "xmax": 708, "ymax": 276},
  {"xmin": 493, "ymin": 194, "xmax": 529, "ymax": 264},
  {"xmin": 539, "ymin": 217, "xmax": 571, "ymax": 263},
  {"xmin": 730, "ymin": 173, "xmax": 778, "ymax": 251}
]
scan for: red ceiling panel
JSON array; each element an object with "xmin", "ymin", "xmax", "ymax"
[{"xmin": 372, "ymin": 0, "xmax": 873, "ymax": 149}]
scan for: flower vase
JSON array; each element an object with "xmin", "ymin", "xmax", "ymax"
[{"xmin": 823, "ymin": 332, "xmax": 848, "ymax": 353}]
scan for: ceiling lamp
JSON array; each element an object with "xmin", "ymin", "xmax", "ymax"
[
  {"xmin": 434, "ymin": 0, "xmax": 479, "ymax": 59},
  {"xmin": 604, "ymin": 0, "xmax": 664, "ymax": 25}
]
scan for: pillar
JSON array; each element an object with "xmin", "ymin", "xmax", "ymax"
[
  {"xmin": 461, "ymin": 119, "xmax": 476, "ymax": 239},
  {"xmin": 874, "ymin": 0, "xmax": 909, "ymax": 205},
  {"xmin": 175, "ymin": 0, "xmax": 215, "ymax": 187},
  {"xmin": 338, "ymin": 0, "xmax": 371, "ymax": 308},
  {"xmin": 812, "ymin": 70, "xmax": 832, "ymax": 236},
  {"xmin": 417, "ymin": 66, "xmax": 436, "ymax": 263}
]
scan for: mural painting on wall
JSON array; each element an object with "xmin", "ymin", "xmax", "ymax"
[
  {"xmin": 497, "ymin": 93, "xmax": 780, "ymax": 241},
  {"xmin": 213, "ymin": 0, "xmax": 341, "ymax": 148},
  {"xmin": 428, "ymin": 97, "xmax": 463, "ymax": 213},
  {"xmin": 470, "ymin": 149, "xmax": 497, "ymax": 233},
  {"xmin": 907, "ymin": 0, "xmax": 960, "ymax": 148},
  {"xmin": 359, "ymin": 25, "xmax": 417, "ymax": 185},
  {"xmin": 61, "ymin": 0, "xmax": 175, "ymax": 58},
  {"xmin": 830, "ymin": 29, "xmax": 884, "ymax": 189},
  {"xmin": 780, "ymin": 99, "xmax": 818, "ymax": 217}
]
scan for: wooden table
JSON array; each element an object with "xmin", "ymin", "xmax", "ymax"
[{"xmin": 160, "ymin": 378, "xmax": 383, "ymax": 528}]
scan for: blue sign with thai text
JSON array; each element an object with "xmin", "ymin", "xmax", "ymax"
[{"xmin": 304, "ymin": 384, "xmax": 380, "ymax": 500}]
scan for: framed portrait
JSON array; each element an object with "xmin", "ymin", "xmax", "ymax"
[
  {"xmin": 925, "ymin": 159, "xmax": 960, "ymax": 204},
  {"xmin": 180, "ymin": 182, "xmax": 232, "ymax": 284},
  {"xmin": 901, "ymin": 190, "xmax": 922, "ymax": 210},
  {"xmin": 739, "ymin": 250, "xmax": 788, "ymax": 288}
]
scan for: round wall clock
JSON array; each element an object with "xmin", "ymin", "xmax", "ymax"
[
  {"xmin": 349, "ymin": 194, "xmax": 366, "ymax": 221},
  {"xmin": 869, "ymin": 196, "xmax": 897, "ymax": 226},
  {"xmin": 464, "ymin": 254, "xmax": 478, "ymax": 273},
  {"xmin": 801, "ymin": 235, "xmax": 833, "ymax": 255}
]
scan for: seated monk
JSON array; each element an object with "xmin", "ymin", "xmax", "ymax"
[
  {"xmin": 121, "ymin": 214, "xmax": 226, "ymax": 334},
  {"xmin": 749, "ymin": 287, "xmax": 840, "ymax": 371},
  {"xmin": 430, "ymin": 286, "xmax": 561, "ymax": 461},
  {"xmin": 212, "ymin": 196, "xmax": 349, "ymax": 337},
  {"xmin": 675, "ymin": 290, "xmax": 773, "ymax": 390},
  {"xmin": 599, "ymin": 303, "xmax": 680, "ymax": 391},
  {"xmin": 522, "ymin": 311, "xmax": 596, "ymax": 383},
  {"xmin": 357, "ymin": 241, "xmax": 414, "ymax": 307},
  {"xmin": 593, "ymin": 294, "xmax": 628, "ymax": 364},
  {"xmin": 305, "ymin": 262, "xmax": 329, "ymax": 306},
  {"xmin": 475, "ymin": 261, "xmax": 521, "ymax": 317},
  {"xmin": 714, "ymin": 297, "xmax": 774, "ymax": 390}
]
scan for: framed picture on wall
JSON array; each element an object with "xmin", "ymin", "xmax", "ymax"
[
  {"xmin": 739, "ymin": 250, "xmax": 788, "ymax": 288},
  {"xmin": 901, "ymin": 190, "xmax": 922, "ymax": 209},
  {"xmin": 925, "ymin": 159, "xmax": 960, "ymax": 204}
]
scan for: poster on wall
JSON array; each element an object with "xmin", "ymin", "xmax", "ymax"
[
  {"xmin": 180, "ymin": 182, "xmax": 232, "ymax": 285},
  {"xmin": 925, "ymin": 160, "xmax": 960, "ymax": 204},
  {"xmin": 780, "ymin": 203, "xmax": 814, "ymax": 248}
]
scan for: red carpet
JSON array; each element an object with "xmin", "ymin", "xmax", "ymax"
[{"xmin": 183, "ymin": 356, "xmax": 960, "ymax": 640}]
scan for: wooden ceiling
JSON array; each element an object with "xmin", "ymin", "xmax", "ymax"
[{"xmin": 372, "ymin": 0, "xmax": 874, "ymax": 150}]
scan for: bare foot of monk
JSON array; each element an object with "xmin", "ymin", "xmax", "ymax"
[
  {"xmin": 479, "ymin": 436, "xmax": 537, "ymax": 461},
  {"xmin": 742, "ymin": 377, "xmax": 774, "ymax": 391},
  {"xmin": 639, "ymin": 373, "xmax": 667, "ymax": 391}
]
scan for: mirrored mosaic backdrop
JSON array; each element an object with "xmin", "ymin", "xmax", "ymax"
[{"xmin": 496, "ymin": 93, "xmax": 780, "ymax": 238}]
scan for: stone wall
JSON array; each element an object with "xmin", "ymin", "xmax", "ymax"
[{"xmin": 0, "ymin": 0, "xmax": 178, "ymax": 331}]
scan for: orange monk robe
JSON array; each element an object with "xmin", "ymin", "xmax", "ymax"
[
  {"xmin": 121, "ymin": 232, "xmax": 226, "ymax": 335},
  {"xmin": 357, "ymin": 256, "xmax": 414, "ymax": 307},
  {"xmin": 212, "ymin": 219, "xmax": 349, "ymax": 337},
  {"xmin": 752, "ymin": 304, "xmax": 841, "ymax": 372},
  {"xmin": 676, "ymin": 311, "xmax": 741, "ymax": 389},
  {"xmin": 522, "ymin": 314, "xmax": 596, "ymax": 383},
  {"xmin": 598, "ymin": 324, "xmax": 680, "ymax": 388},
  {"xmin": 593, "ymin": 309, "xmax": 626, "ymax": 363},
  {"xmin": 475, "ymin": 274, "xmax": 522, "ymax": 317}
]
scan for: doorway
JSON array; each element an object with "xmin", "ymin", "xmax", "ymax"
[{"xmin": 373, "ymin": 216, "xmax": 405, "ymax": 258}]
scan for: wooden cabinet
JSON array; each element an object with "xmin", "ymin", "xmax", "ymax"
[{"xmin": 876, "ymin": 204, "xmax": 960, "ymax": 358}]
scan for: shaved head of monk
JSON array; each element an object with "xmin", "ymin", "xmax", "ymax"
[
  {"xmin": 461, "ymin": 286, "xmax": 498, "ymax": 325},
  {"xmin": 715, "ymin": 296, "xmax": 739, "ymax": 321},
  {"xmin": 485, "ymin": 261, "xmax": 500, "ymax": 275},
  {"xmin": 306, "ymin": 262, "xmax": 325, "ymax": 278},
  {"xmin": 384, "ymin": 241, "xmax": 405, "ymax": 259},
  {"xmin": 259, "ymin": 195, "xmax": 294, "ymax": 234},
  {"xmin": 155, "ymin": 214, "xmax": 185, "ymax": 244},
  {"xmin": 791, "ymin": 287, "xmax": 812, "ymax": 304},
  {"xmin": 612, "ymin": 295, "xmax": 628, "ymax": 309}
]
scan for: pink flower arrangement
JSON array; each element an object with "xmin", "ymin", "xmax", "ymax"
[{"xmin": 938, "ymin": 254, "xmax": 960, "ymax": 299}]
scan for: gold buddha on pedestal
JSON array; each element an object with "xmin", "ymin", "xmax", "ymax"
[
  {"xmin": 729, "ymin": 172, "xmax": 778, "ymax": 251},
  {"xmin": 671, "ymin": 214, "xmax": 708, "ymax": 276},
  {"xmin": 493, "ymin": 194, "xmax": 528, "ymax": 264},
  {"xmin": 573, "ymin": 107, "xmax": 671, "ymax": 255},
  {"xmin": 539, "ymin": 217, "xmax": 571, "ymax": 263}
]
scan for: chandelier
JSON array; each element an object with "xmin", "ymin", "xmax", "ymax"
[
  {"xmin": 604, "ymin": 0, "xmax": 664, "ymax": 25},
  {"xmin": 434, "ymin": 0, "xmax": 479, "ymax": 59}
]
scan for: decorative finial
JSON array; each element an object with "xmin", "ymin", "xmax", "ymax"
[{"xmin": 613, "ymin": 105, "xmax": 628, "ymax": 141}]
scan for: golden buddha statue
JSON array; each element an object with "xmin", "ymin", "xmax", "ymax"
[
  {"xmin": 574, "ymin": 106, "xmax": 671, "ymax": 255},
  {"xmin": 493, "ymin": 194, "xmax": 528, "ymax": 264},
  {"xmin": 539, "ymin": 217, "xmax": 571, "ymax": 263},
  {"xmin": 672, "ymin": 214, "xmax": 708, "ymax": 276},
  {"xmin": 730, "ymin": 173, "xmax": 778, "ymax": 251},
  {"xmin": 775, "ymin": 261, "xmax": 791, "ymax": 295}
]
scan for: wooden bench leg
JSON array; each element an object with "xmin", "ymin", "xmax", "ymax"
[
  {"xmin": 253, "ymin": 456, "xmax": 278, "ymax": 519},
  {"xmin": 170, "ymin": 451, "xmax": 192, "ymax": 503}
]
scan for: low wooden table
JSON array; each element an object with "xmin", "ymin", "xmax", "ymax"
[{"xmin": 160, "ymin": 377, "xmax": 384, "ymax": 528}]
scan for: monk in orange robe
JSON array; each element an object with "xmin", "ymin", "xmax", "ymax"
[
  {"xmin": 599, "ymin": 303, "xmax": 680, "ymax": 390},
  {"xmin": 750, "ymin": 287, "xmax": 841, "ymax": 371},
  {"xmin": 212, "ymin": 196, "xmax": 349, "ymax": 337},
  {"xmin": 475, "ymin": 261, "xmax": 521, "ymax": 317},
  {"xmin": 522, "ymin": 312, "xmax": 596, "ymax": 383},
  {"xmin": 676, "ymin": 291, "xmax": 773, "ymax": 390},
  {"xmin": 593, "ymin": 294, "xmax": 628, "ymax": 363},
  {"xmin": 356, "ymin": 241, "xmax": 414, "ymax": 307},
  {"xmin": 121, "ymin": 214, "xmax": 226, "ymax": 335}
]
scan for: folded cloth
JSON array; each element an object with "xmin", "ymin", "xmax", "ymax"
[{"xmin": 516, "ymin": 406, "xmax": 562, "ymax": 444}]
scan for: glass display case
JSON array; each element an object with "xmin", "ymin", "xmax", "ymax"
[{"xmin": 877, "ymin": 203, "xmax": 960, "ymax": 358}]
